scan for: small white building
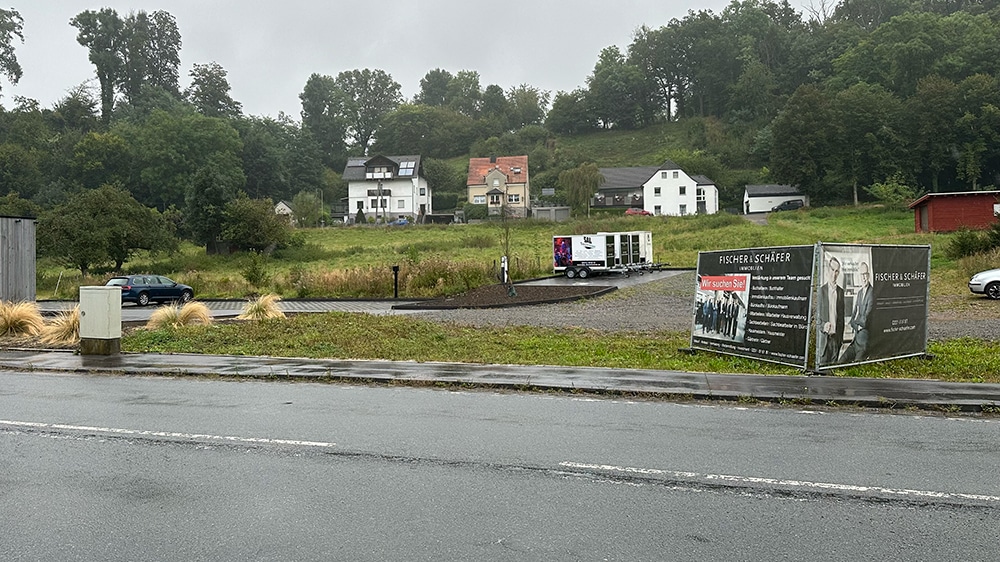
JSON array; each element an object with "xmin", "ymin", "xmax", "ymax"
[
  {"xmin": 595, "ymin": 160, "xmax": 719, "ymax": 216},
  {"xmin": 743, "ymin": 184, "xmax": 807, "ymax": 214},
  {"xmin": 343, "ymin": 154, "xmax": 432, "ymax": 224}
]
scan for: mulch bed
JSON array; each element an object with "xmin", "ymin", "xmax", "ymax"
[{"xmin": 394, "ymin": 283, "xmax": 615, "ymax": 310}]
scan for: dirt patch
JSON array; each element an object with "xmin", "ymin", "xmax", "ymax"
[{"xmin": 395, "ymin": 283, "xmax": 615, "ymax": 310}]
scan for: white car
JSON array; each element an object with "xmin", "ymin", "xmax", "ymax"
[{"xmin": 969, "ymin": 267, "xmax": 1000, "ymax": 299}]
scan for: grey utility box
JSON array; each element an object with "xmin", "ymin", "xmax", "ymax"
[{"xmin": 79, "ymin": 286, "xmax": 122, "ymax": 355}]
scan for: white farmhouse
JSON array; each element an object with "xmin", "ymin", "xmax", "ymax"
[
  {"xmin": 343, "ymin": 154, "xmax": 432, "ymax": 224},
  {"xmin": 595, "ymin": 160, "xmax": 719, "ymax": 216}
]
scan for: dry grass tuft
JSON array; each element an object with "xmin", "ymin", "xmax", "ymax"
[
  {"xmin": 146, "ymin": 301, "xmax": 214, "ymax": 330},
  {"xmin": 237, "ymin": 293, "xmax": 286, "ymax": 320},
  {"xmin": 40, "ymin": 306, "xmax": 80, "ymax": 345},
  {"xmin": 0, "ymin": 300, "xmax": 45, "ymax": 337}
]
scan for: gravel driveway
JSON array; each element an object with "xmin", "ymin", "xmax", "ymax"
[{"xmin": 412, "ymin": 270, "xmax": 1000, "ymax": 341}]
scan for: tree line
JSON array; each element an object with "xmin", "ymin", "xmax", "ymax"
[{"xmin": 1, "ymin": 1, "xmax": 999, "ymax": 272}]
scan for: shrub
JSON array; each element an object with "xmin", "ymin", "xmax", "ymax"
[
  {"xmin": 0, "ymin": 301, "xmax": 45, "ymax": 337},
  {"xmin": 238, "ymin": 294, "xmax": 286, "ymax": 320},
  {"xmin": 40, "ymin": 306, "xmax": 80, "ymax": 346},
  {"xmin": 146, "ymin": 302, "xmax": 213, "ymax": 330},
  {"xmin": 241, "ymin": 251, "xmax": 270, "ymax": 289},
  {"xmin": 946, "ymin": 228, "xmax": 992, "ymax": 259}
]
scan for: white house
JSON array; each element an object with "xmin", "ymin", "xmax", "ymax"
[
  {"xmin": 343, "ymin": 155, "xmax": 432, "ymax": 224},
  {"xmin": 595, "ymin": 160, "xmax": 719, "ymax": 216},
  {"xmin": 743, "ymin": 184, "xmax": 807, "ymax": 214}
]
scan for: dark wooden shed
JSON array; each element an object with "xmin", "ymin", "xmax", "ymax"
[{"xmin": 908, "ymin": 191, "xmax": 1000, "ymax": 233}]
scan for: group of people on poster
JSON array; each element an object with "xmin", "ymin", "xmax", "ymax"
[
  {"xmin": 817, "ymin": 252, "xmax": 875, "ymax": 367},
  {"xmin": 696, "ymin": 292, "xmax": 742, "ymax": 341}
]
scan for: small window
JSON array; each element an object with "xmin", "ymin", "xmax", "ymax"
[
  {"xmin": 654, "ymin": 205, "xmax": 661, "ymax": 215},
  {"xmin": 654, "ymin": 187, "xmax": 661, "ymax": 196},
  {"xmin": 661, "ymin": 171, "xmax": 669, "ymax": 179},
  {"xmin": 489, "ymin": 194, "xmax": 501, "ymax": 205},
  {"xmin": 419, "ymin": 187, "xmax": 426, "ymax": 196},
  {"xmin": 397, "ymin": 199, "xmax": 405, "ymax": 209},
  {"xmin": 493, "ymin": 179, "xmax": 500, "ymax": 187},
  {"xmin": 473, "ymin": 195, "xmax": 486, "ymax": 204},
  {"xmin": 679, "ymin": 204, "xmax": 687, "ymax": 215},
  {"xmin": 357, "ymin": 201, "xmax": 364, "ymax": 210},
  {"xmin": 370, "ymin": 199, "xmax": 377, "ymax": 209},
  {"xmin": 507, "ymin": 193, "xmax": 521, "ymax": 204},
  {"xmin": 673, "ymin": 171, "xmax": 679, "ymax": 179},
  {"xmin": 679, "ymin": 186, "xmax": 687, "ymax": 196}
]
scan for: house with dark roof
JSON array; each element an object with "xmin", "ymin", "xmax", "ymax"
[
  {"xmin": 743, "ymin": 184, "xmax": 807, "ymax": 214},
  {"xmin": 343, "ymin": 155, "xmax": 431, "ymax": 224},
  {"xmin": 595, "ymin": 160, "xmax": 719, "ymax": 216},
  {"xmin": 907, "ymin": 190, "xmax": 1000, "ymax": 233},
  {"xmin": 466, "ymin": 155, "xmax": 530, "ymax": 218}
]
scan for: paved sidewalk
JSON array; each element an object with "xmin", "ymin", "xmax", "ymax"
[{"xmin": 2, "ymin": 349, "xmax": 998, "ymax": 411}]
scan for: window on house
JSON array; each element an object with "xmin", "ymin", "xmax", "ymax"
[
  {"xmin": 370, "ymin": 199, "xmax": 377, "ymax": 209},
  {"xmin": 661, "ymin": 171, "xmax": 669, "ymax": 179},
  {"xmin": 654, "ymin": 205, "xmax": 661, "ymax": 215},
  {"xmin": 507, "ymin": 194, "xmax": 521, "ymax": 204},
  {"xmin": 366, "ymin": 165, "xmax": 391, "ymax": 179},
  {"xmin": 673, "ymin": 171, "xmax": 679, "ymax": 179},
  {"xmin": 357, "ymin": 201, "xmax": 364, "ymax": 210},
  {"xmin": 493, "ymin": 179, "xmax": 501, "ymax": 187},
  {"xmin": 419, "ymin": 187, "xmax": 426, "ymax": 196},
  {"xmin": 679, "ymin": 186, "xmax": 687, "ymax": 196},
  {"xmin": 679, "ymin": 204, "xmax": 687, "ymax": 215},
  {"xmin": 473, "ymin": 195, "xmax": 486, "ymax": 204},
  {"xmin": 398, "ymin": 161, "xmax": 416, "ymax": 177},
  {"xmin": 489, "ymin": 194, "xmax": 501, "ymax": 205},
  {"xmin": 654, "ymin": 187, "xmax": 661, "ymax": 196},
  {"xmin": 697, "ymin": 187, "xmax": 705, "ymax": 201},
  {"xmin": 397, "ymin": 199, "xmax": 405, "ymax": 209}
]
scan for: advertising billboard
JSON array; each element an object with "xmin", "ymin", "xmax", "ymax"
[
  {"xmin": 691, "ymin": 246, "xmax": 815, "ymax": 368},
  {"xmin": 815, "ymin": 244, "xmax": 930, "ymax": 370}
]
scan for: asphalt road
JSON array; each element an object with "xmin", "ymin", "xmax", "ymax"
[{"xmin": 3, "ymin": 371, "xmax": 998, "ymax": 561}]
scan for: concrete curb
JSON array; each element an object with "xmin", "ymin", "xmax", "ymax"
[{"xmin": 2, "ymin": 350, "xmax": 999, "ymax": 412}]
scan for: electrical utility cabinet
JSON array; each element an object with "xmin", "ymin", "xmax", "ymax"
[{"xmin": 79, "ymin": 286, "xmax": 122, "ymax": 355}]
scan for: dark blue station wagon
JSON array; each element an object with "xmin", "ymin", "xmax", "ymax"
[{"xmin": 105, "ymin": 275, "xmax": 194, "ymax": 306}]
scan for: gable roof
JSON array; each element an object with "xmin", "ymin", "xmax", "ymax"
[
  {"xmin": 598, "ymin": 166, "xmax": 659, "ymax": 189},
  {"xmin": 745, "ymin": 184, "xmax": 801, "ymax": 197},
  {"xmin": 343, "ymin": 154, "xmax": 422, "ymax": 181},
  {"xmin": 908, "ymin": 190, "xmax": 1000, "ymax": 209},
  {"xmin": 467, "ymin": 155, "xmax": 529, "ymax": 186}
]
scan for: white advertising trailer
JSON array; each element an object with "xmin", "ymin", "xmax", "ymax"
[{"xmin": 552, "ymin": 231, "xmax": 656, "ymax": 278}]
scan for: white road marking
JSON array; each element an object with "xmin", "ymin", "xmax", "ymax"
[
  {"xmin": 560, "ymin": 461, "xmax": 1000, "ymax": 503},
  {"xmin": 0, "ymin": 420, "xmax": 336, "ymax": 448}
]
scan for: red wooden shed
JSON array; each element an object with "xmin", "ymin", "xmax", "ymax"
[{"xmin": 908, "ymin": 190, "xmax": 1000, "ymax": 233}]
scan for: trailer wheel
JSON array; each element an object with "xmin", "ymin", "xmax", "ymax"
[
  {"xmin": 577, "ymin": 267, "xmax": 591, "ymax": 279},
  {"xmin": 564, "ymin": 268, "xmax": 577, "ymax": 279}
]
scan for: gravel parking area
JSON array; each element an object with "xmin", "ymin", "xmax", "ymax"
[{"xmin": 412, "ymin": 270, "xmax": 1000, "ymax": 341}]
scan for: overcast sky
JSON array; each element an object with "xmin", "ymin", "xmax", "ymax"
[{"xmin": 6, "ymin": 1, "xmax": 810, "ymax": 120}]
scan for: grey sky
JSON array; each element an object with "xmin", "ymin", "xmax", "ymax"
[{"xmin": 6, "ymin": 1, "xmax": 809, "ymax": 120}]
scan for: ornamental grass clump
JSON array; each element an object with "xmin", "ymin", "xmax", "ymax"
[
  {"xmin": 237, "ymin": 293, "xmax": 285, "ymax": 321},
  {"xmin": 39, "ymin": 306, "xmax": 80, "ymax": 346},
  {"xmin": 0, "ymin": 300, "xmax": 45, "ymax": 337},
  {"xmin": 146, "ymin": 301, "xmax": 213, "ymax": 330}
]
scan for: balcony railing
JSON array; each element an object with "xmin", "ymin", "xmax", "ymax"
[{"xmin": 591, "ymin": 195, "xmax": 643, "ymax": 208}]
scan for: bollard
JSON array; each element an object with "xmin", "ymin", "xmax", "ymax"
[{"xmin": 392, "ymin": 265, "xmax": 400, "ymax": 299}]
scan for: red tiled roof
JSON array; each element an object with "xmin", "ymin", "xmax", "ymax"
[{"xmin": 467, "ymin": 155, "xmax": 529, "ymax": 186}]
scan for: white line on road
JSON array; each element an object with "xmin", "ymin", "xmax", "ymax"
[
  {"xmin": 0, "ymin": 420, "xmax": 337, "ymax": 448},
  {"xmin": 560, "ymin": 461, "xmax": 1000, "ymax": 503}
]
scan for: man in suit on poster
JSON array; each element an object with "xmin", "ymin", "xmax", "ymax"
[
  {"xmin": 839, "ymin": 261, "xmax": 874, "ymax": 363},
  {"xmin": 817, "ymin": 255, "xmax": 845, "ymax": 366}
]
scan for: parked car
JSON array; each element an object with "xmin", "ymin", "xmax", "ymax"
[
  {"xmin": 625, "ymin": 208, "xmax": 652, "ymax": 216},
  {"xmin": 105, "ymin": 275, "xmax": 194, "ymax": 306},
  {"xmin": 771, "ymin": 199, "xmax": 804, "ymax": 212},
  {"xmin": 968, "ymin": 267, "xmax": 1000, "ymax": 300}
]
